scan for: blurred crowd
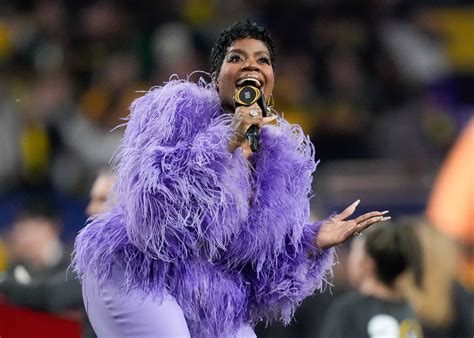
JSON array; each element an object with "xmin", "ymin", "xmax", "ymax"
[
  {"xmin": 0, "ymin": 0, "xmax": 472, "ymax": 337},
  {"xmin": 0, "ymin": 1, "xmax": 472, "ymax": 199}
]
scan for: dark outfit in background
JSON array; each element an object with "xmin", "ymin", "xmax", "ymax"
[
  {"xmin": 421, "ymin": 282, "xmax": 473, "ymax": 338},
  {"xmin": 0, "ymin": 251, "xmax": 96, "ymax": 338},
  {"xmin": 319, "ymin": 292, "xmax": 422, "ymax": 338}
]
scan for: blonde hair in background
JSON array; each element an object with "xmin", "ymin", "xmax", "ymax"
[{"xmin": 397, "ymin": 216, "xmax": 459, "ymax": 327}]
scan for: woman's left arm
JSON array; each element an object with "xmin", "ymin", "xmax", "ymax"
[
  {"xmin": 226, "ymin": 119, "xmax": 388, "ymax": 324},
  {"xmin": 223, "ymin": 119, "xmax": 330, "ymax": 323}
]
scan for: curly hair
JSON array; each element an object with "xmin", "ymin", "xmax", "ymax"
[{"xmin": 209, "ymin": 20, "xmax": 277, "ymax": 78}]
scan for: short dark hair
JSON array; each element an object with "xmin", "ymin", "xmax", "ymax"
[
  {"xmin": 365, "ymin": 222, "xmax": 423, "ymax": 288},
  {"xmin": 14, "ymin": 199, "xmax": 61, "ymax": 225},
  {"xmin": 209, "ymin": 20, "xmax": 277, "ymax": 78}
]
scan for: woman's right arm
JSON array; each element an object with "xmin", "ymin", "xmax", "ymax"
[{"xmin": 113, "ymin": 81, "xmax": 251, "ymax": 263}]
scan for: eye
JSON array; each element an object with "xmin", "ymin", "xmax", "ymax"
[
  {"xmin": 227, "ymin": 54, "xmax": 242, "ymax": 63},
  {"xmin": 258, "ymin": 56, "xmax": 271, "ymax": 65}
]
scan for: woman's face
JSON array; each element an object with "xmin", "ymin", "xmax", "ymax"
[{"xmin": 217, "ymin": 38, "xmax": 274, "ymax": 113}]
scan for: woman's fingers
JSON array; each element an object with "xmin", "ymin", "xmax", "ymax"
[
  {"xmin": 354, "ymin": 210, "xmax": 389, "ymax": 224},
  {"xmin": 238, "ymin": 103, "xmax": 261, "ymax": 117},
  {"xmin": 315, "ymin": 201, "xmax": 392, "ymax": 249},
  {"xmin": 235, "ymin": 103, "xmax": 278, "ymax": 132},
  {"xmin": 259, "ymin": 115, "xmax": 277, "ymax": 127},
  {"xmin": 333, "ymin": 199, "xmax": 360, "ymax": 221},
  {"xmin": 232, "ymin": 104, "xmax": 260, "ymax": 141},
  {"xmin": 353, "ymin": 213, "xmax": 391, "ymax": 235}
]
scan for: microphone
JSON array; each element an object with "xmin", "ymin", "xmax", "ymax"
[{"xmin": 233, "ymin": 85, "xmax": 267, "ymax": 152}]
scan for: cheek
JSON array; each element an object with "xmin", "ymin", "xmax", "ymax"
[
  {"xmin": 265, "ymin": 72, "xmax": 275, "ymax": 97},
  {"xmin": 217, "ymin": 75, "xmax": 231, "ymax": 93},
  {"xmin": 217, "ymin": 64, "xmax": 234, "ymax": 89},
  {"xmin": 217, "ymin": 79, "xmax": 232, "ymax": 103},
  {"xmin": 216, "ymin": 75, "xmax": 229, "ymax": 97},
  {"xmin": 217, "ymin": 69, "xmax": 237, "ymax": 108}
]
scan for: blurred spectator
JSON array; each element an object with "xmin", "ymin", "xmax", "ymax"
[
  {"xmin": 255, "ymin": 222, "xmax": 352, "ymax": 338},
  {"xmin": 379, "ymin": 9, "xmax": 451, "ymax": 86},
  {"xmin": 0, "ymin": 170, "xmax": 116, "ymax": 338},
  {"xmin": 398, "ymin": 217, "xmax": 473, "ymax": 338},
  {"xmin": 151, "ymin": 22, "xmax": 205, "ymax": 83},
  {"xmin": 79, "ymin": 52, "xmax": 142, "ymax": 130},
  {"xmin": 318, "ymin": 222, "xmax": 424, "ymax": 338},
  {"xmin": 86, "ymin": 169, "xmax": 116, "ymax": 217},
  {"xmin": 0, "ymin": 203, "xmax": 84, "ymax": 315},
  {"xmin": 272, "ymin": 51, "xmax": 320, "ymax": 136},
  {"xmin": 7, "ymin": 203, "xmax": 64, "ymax": 273},
  {"xmin": 0, "ymin": 203, "xmax": 91, "ymax": 335},
  {"xmin": 0, "ymin": 103, "xmax": 21, "ymax": 191},
  {"xmin": 1, "ymin": 1, "xmax": 471, "ymax": 194},
  {"xmin": 0, "ymin": 200, "xmax": 93, "ymax": 336}
]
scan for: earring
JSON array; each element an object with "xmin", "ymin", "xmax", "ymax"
[
  {"xmin": 266, "ymin": 93, "xmax": 275, "ymax": 114},
  {"xmin": 210, "ymin": 72, "xmax": 218, "ymax": 89}
]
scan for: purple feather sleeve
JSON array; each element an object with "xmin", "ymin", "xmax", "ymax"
[
  {"xmin": 226, "ymin": 119, "xmax": 335, "ymax": 324},
  {"xmin": 113, "ymin": 80, "xmax": 250, "ymax": 262}
]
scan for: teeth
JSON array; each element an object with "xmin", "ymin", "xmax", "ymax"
[{"xmin": 236, "ymin": 78, "xmax": 261, "ymax": 87}]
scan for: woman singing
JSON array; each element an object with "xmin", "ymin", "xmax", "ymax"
[{"xmin": 73, "ymin": 21, "xmax": 390, "ymax": 337}]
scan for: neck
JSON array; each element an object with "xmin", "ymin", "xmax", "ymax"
[{"xmin": 359, "ymin": 278, "xmax": 403, "ymax": 301}]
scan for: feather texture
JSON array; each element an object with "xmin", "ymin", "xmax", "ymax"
[
  {"xmin": 73, "ymin": 79, "xmax": 334, "ymax": 337},
  {"xmin": 226, "ymin": 120, "xmax": 334, "ymax": 324}
]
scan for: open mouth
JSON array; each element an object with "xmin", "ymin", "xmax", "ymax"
[{"xmin": 236, "ymin": 77, "xmax": 262, "ymax": 89}]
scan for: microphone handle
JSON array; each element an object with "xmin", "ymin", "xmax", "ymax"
[
  {"xmin": 246, "ymin": 125, "xmax": 259, "ymax": 152},
  {"xmin": 233, "ymin": 85, "xmax": 267, "ymax": 152}
]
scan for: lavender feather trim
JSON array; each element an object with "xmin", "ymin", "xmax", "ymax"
[
  {"xmin": 169, "ymin": 258, "xmax": 248, "ymax": 337},
  {"xmin": 226, "ymin": 120, "xmax": 334, "ymax": 324},
  {"xmin": 245, "ymin": 221, "xmax": 334, "ymax": 325},
  {"xmin": 73, "ymin": 79, "xmax": 334, "ymax": 337},
  {"xmin": 73, "ymin": 208, "xmax": 169, "ymax": 297},
  {"xmin": 73, "ymin": 209, "xmax": 249, "ymax": 337},
  {"xmin": 226, "ymin": 120, "xmax": 318, "ymax": 269},
  {"xmin": 113, "ymin": 80, "xmax": 250, "ymax": 262}
]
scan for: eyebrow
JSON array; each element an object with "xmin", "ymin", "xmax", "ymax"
[{"xmin": 227, "ymin": 48, "xmax": 270, "ymax": 57}]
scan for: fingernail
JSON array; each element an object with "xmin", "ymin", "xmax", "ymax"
[
  {"xmin": 354, "ymin": 199, "xmax": 361, "ymax": 206},
  {"xmin": 381, "ymin": 210, "xmax": 390, "ymax": 214},
  {"xmin": 381, "ymin": 216, "xmax": 391, "ymax": 221}
]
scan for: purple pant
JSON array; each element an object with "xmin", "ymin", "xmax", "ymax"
[{"xmin": 82, "ymin": 267, "xmax": 256, "ymax": 337}]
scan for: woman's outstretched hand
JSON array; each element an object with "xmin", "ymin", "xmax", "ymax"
[{"xmin": 314, "ymin": 200, "xmax": 390, "ymax": 250}]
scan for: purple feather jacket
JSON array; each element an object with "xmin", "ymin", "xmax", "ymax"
[{"xmin": 73, "ymin": 79, "xmax": 334, "ymax": 337}]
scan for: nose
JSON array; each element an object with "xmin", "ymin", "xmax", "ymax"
[{"xmin": 241, "ymin": 58, "xmax": 259, "ymax": 71}]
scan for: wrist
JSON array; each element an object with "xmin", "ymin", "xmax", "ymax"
[
  {"xmin": 228, "ymin": 133, "xmax": 245, "ymax": 153},
  {"xmin": 313, "ymin": 236, "xmax": 327, "ymax": 251},
  {"xmin": 228, "ymin": 140, "xmax": 240, "ymax": 153}
]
